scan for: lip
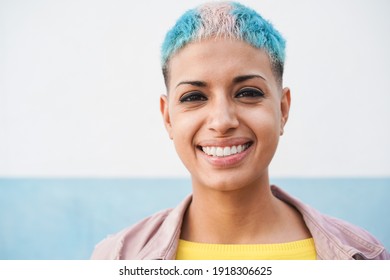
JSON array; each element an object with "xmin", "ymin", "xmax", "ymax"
[{"xmin": 196, "ymin": 138, "xmax": 254, "ymax": 168}]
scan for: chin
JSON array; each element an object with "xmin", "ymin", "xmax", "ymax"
[{"xmin": 192, "ymin": 170, "xmax": 267, "ymax": 193}]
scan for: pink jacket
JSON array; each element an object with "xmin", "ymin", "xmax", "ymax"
[{"xmin": 91, "ymin": 186, "xmax": 389, "ymax": 260}]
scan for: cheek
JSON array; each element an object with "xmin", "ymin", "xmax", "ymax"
[
  {"xmin": 246, "ymin": 103, "xmax": 280, "ymax": 128},
  {"xmin": 169, "ymin": 110, "xmax": 203, "ymax": 160},
  {"xmin": 171, "ymin": 112, "xmax": 197, "ymax": 140},
  {"xmin": 245, "ymin": 107, "xmax": 281, "ymax": 147}
]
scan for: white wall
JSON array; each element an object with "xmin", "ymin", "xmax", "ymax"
[{"xmin": 1, "ymin": 0, "xmax": 389, "ymax": 177}]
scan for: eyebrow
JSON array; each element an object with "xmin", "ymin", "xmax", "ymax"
[
  {"xmin": 233, "ymin": 74, "xmax": 266, "ymax": 83},
  {"xmin": 175, "ymin": 74, "xmax": 266, "ymax": 89},
  {"xmin": 175, "ymin": 80, "xmax": 207, "ymax": 88}
]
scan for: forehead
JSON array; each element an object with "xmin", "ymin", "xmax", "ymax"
[{"xmin": 167, "ymin": 38, "xmax": 275, "ymax": 90}]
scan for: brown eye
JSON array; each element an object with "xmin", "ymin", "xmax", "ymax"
[
  {"xmin": 235, "ymin": 88, "xmax": 265, "ymax": 99},
  {"xmin": 179, "ymin": 92, "xmax": 207, "ymax": 103}
]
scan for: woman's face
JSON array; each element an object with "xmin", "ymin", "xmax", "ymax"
[{"xmin": 161, "ymin": 38, "xmax": 290, "ymax": 192}]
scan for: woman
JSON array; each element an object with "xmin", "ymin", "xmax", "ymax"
[{"xmin": 91, "ymin": 1, "xmax": 389, "ymax": 260}]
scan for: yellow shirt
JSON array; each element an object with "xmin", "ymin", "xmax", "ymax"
[{"xmin": 175, "ymin": 238, "xmax": 317, "ymax": 260}]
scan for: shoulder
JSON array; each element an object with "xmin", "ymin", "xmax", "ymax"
[
  {"xmin": 90, "ymin": 195, "xmax": 192, "ymax": 260},
  {"xmin": 271, "ymin": 185, "xmax": 389, "ymax": 259},
  {"xmin": 90, "ymin": 208, "xmax": 172, "ymax": 260},
  {"xmin": 321, "ymin": 213, "xmax": 381, "ymax": 244},
  {"xmin": 315, "ymin": 212, "xmax": 389, "ymax": 259}
]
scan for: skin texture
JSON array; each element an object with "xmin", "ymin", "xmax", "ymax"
[{"xmin": 160, "ymin": 38, "xmax": 310, "ymax": 244}]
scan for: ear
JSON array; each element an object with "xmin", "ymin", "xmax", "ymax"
[
  {"xmin": 280, "ymin": 87, "xmax": 291, "ymax": 136},
  {"xmin": 160, "ymin": 94, "xmax": 173, "ymax": 139}
]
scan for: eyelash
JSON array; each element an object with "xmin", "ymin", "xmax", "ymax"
[
  {"xmin": 179, "ymin": 92, "xmax": 207, "ymax": 103},
  {"xmin": 235, "ymin": 88, "xmax": 265, "ymax": 99}
]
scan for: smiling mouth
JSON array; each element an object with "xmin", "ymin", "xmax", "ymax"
[{"xmin": 198, "ymin": 142, "xmax": 253, "ymax": 157}]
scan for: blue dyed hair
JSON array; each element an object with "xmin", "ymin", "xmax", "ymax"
[{"xmin": 161, "ymin": 1, "xmax": 286, "ymax": 86}]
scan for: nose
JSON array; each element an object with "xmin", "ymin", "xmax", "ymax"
[{"xmin": 207, "ymin": 95, "xmax": 239, "ymax": 135}]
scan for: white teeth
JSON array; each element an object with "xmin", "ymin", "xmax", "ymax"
[{"xmin": 201, "ymin": 143, "xmax": 250, "ymax": 157}]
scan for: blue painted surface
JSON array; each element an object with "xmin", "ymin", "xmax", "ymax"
[{"xmin": 0, "ymin": 178, "xmax": 389, "ymax": 259}]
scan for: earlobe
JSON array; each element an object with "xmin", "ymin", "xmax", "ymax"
[
  {"xmin": 280, "ymin": 87, "xmax": 291, "ymax": 136},
  {"xmin": 160, "ymin": 95, "xmax": 173, "ymax": 139}
]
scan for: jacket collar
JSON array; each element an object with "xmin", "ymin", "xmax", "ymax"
[
  {"xmin": 136, "ymin": 195, "xmax": 191, "ymax": 260},
  {"xmin": 136, "ymin": 186, "xmax": 385, "ymax": 260},
  {"xmin": 270, "ymin": 185, "xmax": 385, "ymax": 260}
]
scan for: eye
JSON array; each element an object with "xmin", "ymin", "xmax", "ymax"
[
  {"xmin": 235, "ymin": 88, "xmax": 265, "ymax": 99},
  {"xmin": 179, "ymin": 91, "xmax": 207, "ymax": 103}
]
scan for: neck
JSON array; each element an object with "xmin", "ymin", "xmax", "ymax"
[{"xmin": 181, "ymin": 176, "xmax": 311, "ymax": 244}]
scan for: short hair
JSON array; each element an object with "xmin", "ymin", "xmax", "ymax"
[{"xmin": 161, "ymin": 1, "xmax": 286, "ymax": 87}]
